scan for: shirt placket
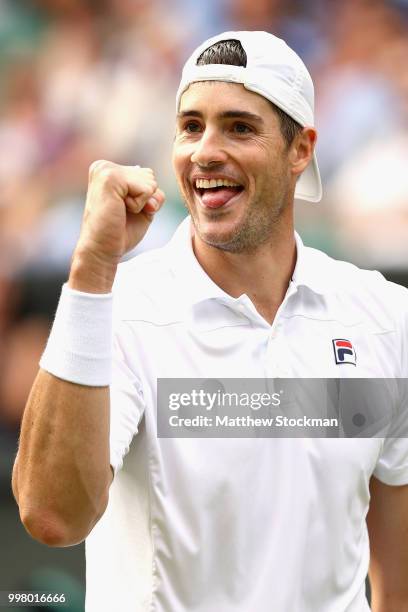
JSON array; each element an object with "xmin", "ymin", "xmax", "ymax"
[{"xmin": 265, "ymin": 282, "xmax": 298, "ymax": 378}]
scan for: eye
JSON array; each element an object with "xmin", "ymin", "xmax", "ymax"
[
  {"xmin": 233, "ymin": 123, "xmax": 252, "ymax": 134},
  {"xmin": 183, "ymin": 121, "xmax": 202, "ymax": 133}
]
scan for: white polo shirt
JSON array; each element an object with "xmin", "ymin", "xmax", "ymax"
[{"xmin": 85, "ymin": 216, "xmax": 408, "ymax": 612}]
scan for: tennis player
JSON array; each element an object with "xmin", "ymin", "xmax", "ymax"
[{"xmin": 13, "ymin": 31, "xmax": 408, "ymax": 611}]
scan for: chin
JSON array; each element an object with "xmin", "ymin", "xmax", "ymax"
[{"xmin": 194, "ymin": 219, "xmax": 248, "ymax": 253}]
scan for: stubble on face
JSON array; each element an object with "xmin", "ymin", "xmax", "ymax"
[
  {"xmin": 174, "ymin": 82, "xmax": 293, "ymax": 254},
  {"xmin": 180, "ymin": 176, "xmax": 290, "ymax": 254}
]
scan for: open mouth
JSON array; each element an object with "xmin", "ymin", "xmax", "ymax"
[{"xmin": 194, "ymin": 179, "xmax": 244, "ymax": 209}]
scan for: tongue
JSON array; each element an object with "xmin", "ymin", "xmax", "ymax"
[{"xmin": 201, "ymin": 187, "xmax": 240, "ymax": 209}]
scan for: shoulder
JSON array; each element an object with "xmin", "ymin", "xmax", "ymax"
[{"xmin": 304, "ymin": 246, "xmax": 408, "ymax": 329}]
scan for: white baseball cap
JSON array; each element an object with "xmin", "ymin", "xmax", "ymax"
[{"xmin": 176, "ymin": 31, "xmax": 322, "ymax": 203}]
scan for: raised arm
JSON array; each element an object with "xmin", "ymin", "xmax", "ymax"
[{"xmin": 12, "ymin": 161, "xmax": 165, "ymax": 547}]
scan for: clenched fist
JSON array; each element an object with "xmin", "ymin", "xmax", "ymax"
[{"xmin": 69, "ymin": 161, "xmax": 165, "ymax": 293}]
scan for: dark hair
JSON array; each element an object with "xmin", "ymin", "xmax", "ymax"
[{"xmin": 197, "ymin": 39, "xmax": 303, "ymax": 147}]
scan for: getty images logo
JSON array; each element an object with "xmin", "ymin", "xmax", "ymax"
[{"xmin": 332, "ymin": 339, "xmax": 357, "ymax": 366}]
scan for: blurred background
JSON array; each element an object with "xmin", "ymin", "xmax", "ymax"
[{"xmin": 1, "ymin": 0, "xmax": 408, "ymax": 608}]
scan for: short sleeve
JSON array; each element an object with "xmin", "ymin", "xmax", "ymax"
[
  {"xmin": 373, "ymin": 378, "xmax": 408, "ymax": 485},
  {"xmin": 373, "ymin": 283, "xmax": 408, "ymax": 485},
  {"xmin": 109, "ymin": 321, "xmax": 146, "ymax": 475}
]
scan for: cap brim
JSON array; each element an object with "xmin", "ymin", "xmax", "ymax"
[{"xmin": 294, "ymin": 152, "xmax": 322, "ymax": 203}]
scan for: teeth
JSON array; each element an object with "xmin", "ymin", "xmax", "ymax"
[{"xmin": 195, "ymin": 178, "xmax": 241, "ymax": 189}]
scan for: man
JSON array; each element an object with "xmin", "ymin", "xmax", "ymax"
[{"xmin": 12, "ymin": 31, "xmax": 408, "ymax": 611}]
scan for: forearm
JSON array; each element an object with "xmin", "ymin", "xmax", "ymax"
[
  {"xmin": 369, "ymin": 572, "xmax": 408, "ymax": 612},
  {"xmin": 14, "ymin": 162, "xmax": 163, "ymax": 546},
  {"xmin": 370, "ymin": 592, "xmax": 408, "ymax": 612},
  {"xmin": 14, "ymin": 368, "xmax": 112, "ymax": 546},
  {"xmin": 367, "ymin": 477, "xmax": 408, "ymax": 612}
]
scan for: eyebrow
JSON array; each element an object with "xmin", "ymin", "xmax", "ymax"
[{"xmin": 177, "ymin": 110, "xmax": 264, "ymax": 123}]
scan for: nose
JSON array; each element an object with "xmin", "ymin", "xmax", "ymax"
[{"xmin": 190, "ymin": 127, "xmax": 228, "ymax": 167}]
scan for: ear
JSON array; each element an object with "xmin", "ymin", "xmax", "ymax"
[{"xmin": 289, "ymin": 127, "xmax": 317, "ymax": 178}]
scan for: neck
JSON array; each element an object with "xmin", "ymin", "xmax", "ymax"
[{"xmin": 192, "ymin": 216, "xmax": 296, "ymax": 325}]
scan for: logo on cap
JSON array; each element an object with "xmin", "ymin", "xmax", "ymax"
[{"xmin": 332, "ymin": 339, "xmax": 357, "ymax": 366}]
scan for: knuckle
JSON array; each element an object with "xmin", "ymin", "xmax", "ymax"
[
  {"xmin": 99, "ymin": 168, "xmax": 116, "ymax": 184},
  {"xmin": 125, "ymin": 196, "xmax": 137, "ymax": 211},
  {"xmin": 89, "ymin": 159, "xmax": 107, "ymax": 177},
  {"xmin": 88, "ymin": 160, "xmax": 116, "ymax": 182}
]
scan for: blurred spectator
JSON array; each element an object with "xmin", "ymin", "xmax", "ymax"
[
  {"xmin": 315, "ymin": 1, "xmax": 408, "ymax": 268},
  {"xmin": 295, "ymin": 0, "xmax": 408, "ymax": 268},
  {"xmin": 0, "ymin": 316, "xmax": 49, "ymax": 429},
  {"xmin": 314, "ymin": 0, "xmax": 405, "ymax": 182},
  {"xmin": 327, "ymin": 132, "xmax": 408, "ymax": 268},
  {"xmin": 223, "ymin": 0, "xmax": 326, "ymax": 59}
]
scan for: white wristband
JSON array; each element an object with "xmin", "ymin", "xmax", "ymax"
[{"xmin": 40, "ymin": 283, "xmax": 113, "ymax": 386}]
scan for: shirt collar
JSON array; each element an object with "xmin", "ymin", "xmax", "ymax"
[
  {"xmin": 167, "ymin": 216, "xmax": 231, "ymax": 306},
  {"xmin": 291, "ymin": 232, "xmax": 332, "ymax": 295},
  {"xmin": 166, "ymin": 216, "xmax": 332, "ymax": 306}
]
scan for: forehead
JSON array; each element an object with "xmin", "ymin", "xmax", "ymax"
[{"xmin": 178, "ymin": 81, "xmax": 274, "ymax": 117}]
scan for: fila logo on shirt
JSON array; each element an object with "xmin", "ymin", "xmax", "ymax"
[{"xmin": 332, "ymin": 339, "xmax": 357, "ymax": 366}]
